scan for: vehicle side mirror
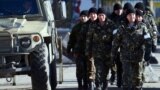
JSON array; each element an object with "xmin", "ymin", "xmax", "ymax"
[
  {"xmin": 43, "ymin": 1, "xmax": 54, "ymax": 21},
  {"xmin": 59, "ymin": 0, "xmax": 67, "ymax": 19}
]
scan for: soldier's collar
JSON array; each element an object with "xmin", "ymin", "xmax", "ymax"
[{"xmin": 128, "ymin": 22, "xmax": 134, "ymax": 27}]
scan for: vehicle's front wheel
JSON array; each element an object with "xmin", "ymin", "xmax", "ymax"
[
  {"xmin": 50, "ymin": 59, "xmax": 57, "ymax": 90},
  {"xmin": 30, "ymin": 43, "xmax": 51, "ymax": 90}
]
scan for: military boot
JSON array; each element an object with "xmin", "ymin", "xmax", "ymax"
[
  {"xmin": 110, "ymin": 72, "xmax": 115, "ymax": 85},
  {"xmin": 83, "ymin": 81, "xmax": 88, "ymax": 90},
  {"xmin": 88, "ymin": 81, "xmax": 94, "ymax": 90},
  {"xmin": 102, "ymin": 81, "xmax": 108, "ymax": 90},
  {"xmin": 117, "ymin": 78, "xmax": 122, "ymax": 88},
  {"xmin": 77, "ymin": 79, "xmax": 83, "ymax": 90},
  {"xmin": 96, "ymin": 86, "xmax": 102, "ymax": 90},
  {"xmin": 122, "ymin": 87, "xmax": 128, "ymax": 90},
  {"xmin": 131, "ymin": 87, "xmax": 142, "ymax": 90},
  {"xmin": 95, "ymin": 83, "xmax": 102, "ymax": 90}
]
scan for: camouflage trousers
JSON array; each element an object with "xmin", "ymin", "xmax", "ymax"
[
  {"xmin": 114, "ymin": 52, "xmax": 122, "ymax": 87},
  {"xmin": 94, "ymin": 57, "xmax": 111, "ymax": 89},
  {"xmin": 87, "ymin": 57, "xmax": 96, "ymax": 81},
  {"xmin": 75, "ymin": 54, "xmax": 88, "ymax": 88},
  {"xmin": 122, "ymin": 61, "xmax": 143, "ymax": 90}
]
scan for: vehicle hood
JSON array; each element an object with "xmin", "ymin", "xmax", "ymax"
[{"xmin": 0, "ymin": 18, "xmax": 49, "ymax": 36}]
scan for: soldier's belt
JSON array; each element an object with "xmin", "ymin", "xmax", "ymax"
[
  {"xmin": 129, "ymin": 46, "xmax": 135, "ymax": 51},
  {"xmin": 128, "ymin": 46, "xmax": 140, "ymax": 51}
]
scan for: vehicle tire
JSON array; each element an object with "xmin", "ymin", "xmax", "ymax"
[
  {"xmin": 50, "ymin": 59, "xmax": 57, "ymax": 90},
  {"xmin": 30, "ymin": 43, "xmax": 51, "ymax": 90}
]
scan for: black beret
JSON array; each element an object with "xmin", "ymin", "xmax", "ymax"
[
  {"xmin": 97, "ymin": 8, "xmax": 106, "ymax": 14},
  {"xmin": 88, "ymin": 7, "xmax": 97, "ymax": 14},
  {"xmin": 126, "ymin": 7, "xmax": 135, "ymax": 16},
  {"xmin": 123, "ymin": 2, "xmax": 132, "ymax": 10},
  {"xmin": 136, "ymin": 10, "xmax": 143, "ymax": 16},
  {"xmin": 80, "ymin": 10, "xmax": 88, "ymax": 16},
  {"xmin": 114, "ymin": 3, "xmax": 122, "ymax": 10},
  {"xmin": 134, "ymin": 2, "xmax": 145, "ymax": 11}
]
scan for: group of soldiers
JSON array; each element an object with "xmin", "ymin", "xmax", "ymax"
[{"xmin": 67, "ymin": 2, "xmax": 158, "ymax": 90}]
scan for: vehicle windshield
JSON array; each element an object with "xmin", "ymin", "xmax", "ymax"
[{"xmin": 0, "ymin": 0, "xmax": 39, "ymax": 16}]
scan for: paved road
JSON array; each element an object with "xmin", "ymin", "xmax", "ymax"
[
  {"xmin": 56, "ymin": 45, "xmax": 160, "ymax": 90},
  {"xmin": 0, "ymin": 46, "xmax": 160, "ymax": 90},
  {"xmin": 1, "ymin": 64, "xmax": 159, "ymax": 90},
  {"xmin": 56, "ymin": 64, "xmax": 160, "ymax": 90},
  {"xmin": 0, "ymin": 65, "xmax": 160, "ymax": 90}
]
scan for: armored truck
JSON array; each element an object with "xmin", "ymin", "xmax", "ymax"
[{"xmin": 0, "ymin": 0, "xmax": 66, "ymax": 90}]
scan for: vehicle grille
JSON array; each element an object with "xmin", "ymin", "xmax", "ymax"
[{"xmin": 0, "ymin": 31, "xmax": 12, "ymax": 52}]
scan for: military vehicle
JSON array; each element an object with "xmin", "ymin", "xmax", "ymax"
[{"xmin": 0, "ymin": 0, "xmax": 66, "ymax": 90}]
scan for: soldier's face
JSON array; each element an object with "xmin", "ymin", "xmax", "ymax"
[
  {"xmin": 127, "ymin": 13, "xmax": 136, "ymax": 23},
  {"xmin": 136, "ymin": 15, "xmax": 143, "ymax": 22},
  {"xmin": 98, "ymin": 13, "xmax": 106, "ymax": 22},
  {"xmin": 89, "ymin": 13, "xmax": 97, "ymax": 21},
  {"xmin": 80, "ymin": 15, "xmax": 88, "ymax": 23}
]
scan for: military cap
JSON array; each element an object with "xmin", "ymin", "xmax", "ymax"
[
  {"xmin": 126, "ymin": 7, "xmax": 135, "ymax": 16},
  {"xmin": 113, "ymin": 3, "xmax": 122, "ymax": 10},
  {"xmin": 88, "ymin": 7, "xmax": 97, "ymax": 14},
  {"xmin": 97, "ymin": 8, "xmax": 106, "ymax": 14},
  {"xmin": 134, "ymin": 2, "xmax": 145, "ymax": 11},
  {"xmin": 80, "ymin": 10, "xmax": 88, "ymax": 16},
  {"xmin": 123, "ymin": 2, "xmax": 132, "ymax": 10},
  {"xmin": 136, "ymin": 10, "xmax": 143, "ymax": 16}
]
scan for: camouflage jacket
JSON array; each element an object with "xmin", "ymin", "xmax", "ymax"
[
  {"xmin": 74, "ymin": 19, "xmax": 97, "ymax": 54},
  {"xmin": 109, "ymin": 12, "xmax": 123, "ymax": 27},
  {"xmin": 111, "ymin": 22, "xmax": 152, "ymax": 62},
  {"xmin": 143, "ymin": 13, "xmax": 158, "ymax": 38},
  {"xmin": 86, "ymin": 19, "xmax": 115, "ymax": 59},
  {"xmin": 67, "ymin": 22, "xmax": 83, "ymax": 53}
]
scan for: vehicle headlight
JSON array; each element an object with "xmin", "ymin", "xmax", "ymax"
[
  {"xmin": 33, "ymin": 35, "xmax": 40, "ymax": 42},
  {"xmin": 20, "ymin": 37, "xmax": 31, "ymax": 48}
]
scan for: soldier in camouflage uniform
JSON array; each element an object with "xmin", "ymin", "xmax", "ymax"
[
  {"xmin": 109, "ymin": 3, "xmax": 123, "ymax": 87},
  {"xmin": 67, "ymin": 10, "xmax": 89, "ymax": 90},
  {"xmin": 76, "ymin": 7, "xmax": 98, "ymax": 90},
  {"xmin": 111, "ymin": 8, "xmax": 152, "ymax": 90},
  {"xmin": 134, "ymin": 2, "xmax": 158, "ymax": 52},
  {"xmin": 135, "ymin": 9, "xmax": 150, "ymax": 83},
  {"xmin": 86, "ymin": 8, "xmax": 115, "ymax": 90},
  {"xmin": 144, "ymin": 7, "xmax": 158, "ymax": 52}
]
